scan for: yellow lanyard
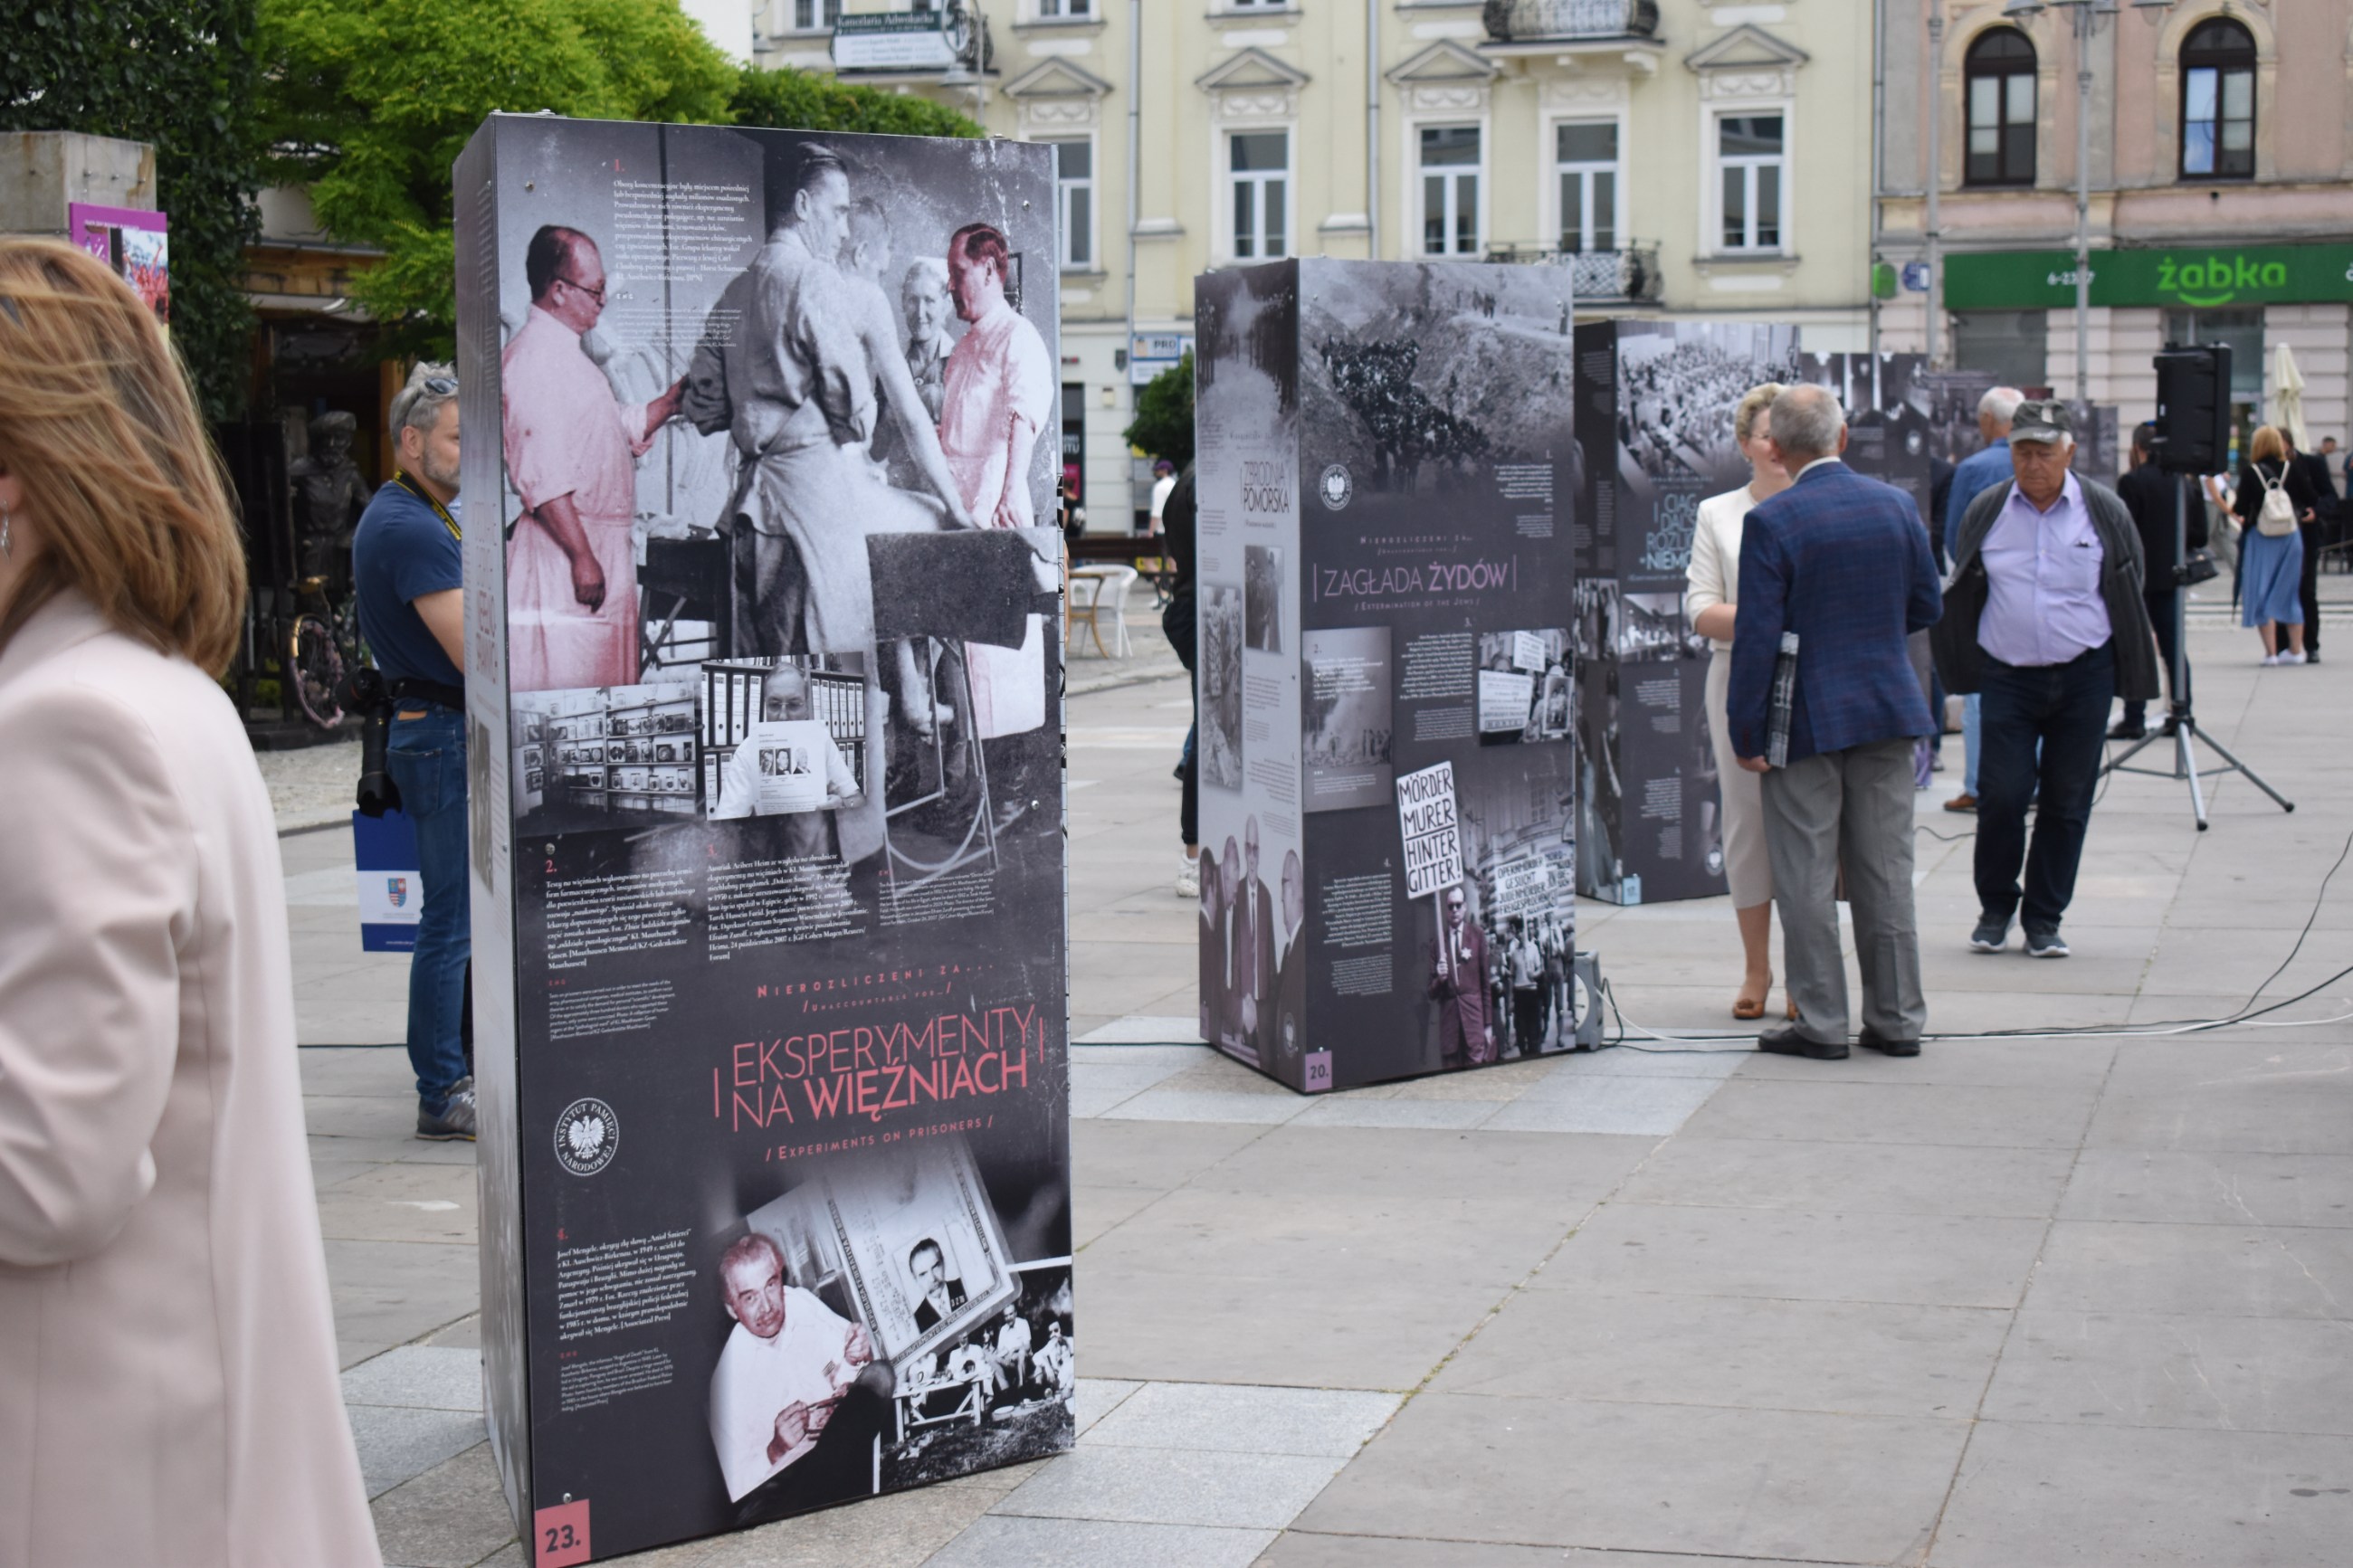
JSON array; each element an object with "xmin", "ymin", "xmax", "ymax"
[{"xmin": 392, "ymin": 471, "xmax": 462, "ymax": 542}]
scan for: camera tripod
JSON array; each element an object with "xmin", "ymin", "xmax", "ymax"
[{"xmin": 2104, "ymin": 476, "xmax": 2294, "ymax": 830}]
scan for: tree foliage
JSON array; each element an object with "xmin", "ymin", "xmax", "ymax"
[
  {"xmin": 256, "ymin": 0, "xmax": 981, "ymax": 360},
  {"xmin": 2, "ymin": 1, "xmax": 265, "ymax": 421},
  {"xmin": 257, "ymin": 0, "xmax": 740, "ymax": 357},
  {"xmin": 1123, "ymin": 351, "xmax": 1196, "ymax": 470},
  {"xmin": 730, "ymin": 68, "xmax": 980, "ymax": 141}
]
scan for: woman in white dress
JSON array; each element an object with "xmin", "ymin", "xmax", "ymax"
[{"xmin": 1685, "ymin": 383, "xmax": 1792, "ymax": 1019}]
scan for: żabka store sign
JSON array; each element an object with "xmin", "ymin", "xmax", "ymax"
[{"xmin": 1944, "ymin": 243, "xmax": 2353, "ymax": 311}]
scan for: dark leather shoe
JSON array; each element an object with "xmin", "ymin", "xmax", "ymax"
[
  {"xmin": 2107, "ymin": 720, "xmax": 2147, "ymax": 741},
  {"xmin": 1858, "ymin": 1030, "xmax": 1920, "ymax": 1057},
  {"xmin": 1758, "ymin": 1024, "xmax": 1849, "ymax": 1060}
]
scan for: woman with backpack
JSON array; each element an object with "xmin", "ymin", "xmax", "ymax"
[{"xmin": 2233, "ymin": 424, "xmax": 2314, "ymax": 665}]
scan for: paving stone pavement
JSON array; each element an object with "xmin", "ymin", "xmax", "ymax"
[{"xmin": 281, "ymin": 618, "xmax": 2353, "ymax": 1565}]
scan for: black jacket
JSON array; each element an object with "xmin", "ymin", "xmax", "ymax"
[
  {"xmin": 2234, "ymin": 458, "xmax": 2320, "ymax": 527},
  {"xmin": 1934, "ymin": 476, "xmax": 2160, "ymax": 704},
  {"xmin": 1158, "ymin": 464, "xmax": 1198, "ymax": 670},
  {"xmin": 2114, "ymin": 462, "xmax": 2207, "ymax": 587}
]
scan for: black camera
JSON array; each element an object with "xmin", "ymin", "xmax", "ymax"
[{"xmin": 338, "ymin": 666, "xmax": 404, "ymax": 818}]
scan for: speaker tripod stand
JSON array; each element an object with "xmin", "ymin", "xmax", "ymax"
[{"xmin": 2103, "ymin": 477, "xmax": 2294, "ymax": 830}]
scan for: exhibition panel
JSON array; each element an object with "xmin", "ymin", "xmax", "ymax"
[
  {"xmin": 454, "ymin": 115, "xmax": 1072, "ymax": 1566},
  {"xmin": 1195, "ymin": 259, "xmax": 1581, "ymax": 1091}
]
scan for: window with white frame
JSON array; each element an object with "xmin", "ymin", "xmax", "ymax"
[
  {"xmin": 1555, "ymin": 121, "xmax": 1618, "ymax": 254},
  {"xmin": 1715, "ymin": 113, "xmax": 1784, "ymax": 252},
  {"xmin": 1051, "ymin": 138, "xmax": 1096, "ymax": 270},
  {"xmin": 1229, "ymin": 130, "xmax": 1290, "ymax": 261},
  {"xmin": 1036, "ymin": 0, "xmax": 1092, "ymax": 17},
  {"xmin": 1420, "ymin": 125, "xmax": 1481, "ymax": 257},
  {"xmin": 786, "ymin": 0, "xmax": 839, "ymax": 31}
]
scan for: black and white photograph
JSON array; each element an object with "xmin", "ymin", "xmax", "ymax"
[
  {"xmin": 1476, "ymin": 628, "xmax": 1573, "ymax": 744},
  {"xmin": 1615, "ymin": 593, "xmax": 1693, "ymax": 662},
  {"xmin": 701, "ymin": 656, "xmax": 867, "ymax": 833},
  {"xmin": 710, "ymin": 1137, "xmax": 1072, "ymax": 1525},
  {"xmin": 1198, "ymin": 584, "xmax": 1244, "ymax": 792},
  {"xmin": 1299, "ymin": 264, "xmax": 1575, "ymax": 500},
  {"xmin": 1243, "ymin": 543, "xmax": 1284, "ymax": 653},
  {"xmin": 1301, "ymin": 626, "xmax": 1393, "ymax": 812},
  {"xmin": 511, "ymin": 681, "xmax": 702, "ymax": 835}
]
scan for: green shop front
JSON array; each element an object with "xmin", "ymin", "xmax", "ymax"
[{"xmin": 1940, "ymin": 242, "xmax": 2353, "ymax": 446}]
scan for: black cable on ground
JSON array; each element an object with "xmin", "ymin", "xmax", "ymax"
[{"xmin": 1586, "ymin": 816, "xmax": 2353, "ymax": 1052}]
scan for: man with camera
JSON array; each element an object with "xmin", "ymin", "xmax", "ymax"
[{"xmin": 351, "ymin": 363, "xmax": 474, "ymax": 1140}]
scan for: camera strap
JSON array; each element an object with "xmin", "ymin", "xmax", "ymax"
[{"xmin": 392, "ymin": 470, "xmax": 462, "ymax": 542}]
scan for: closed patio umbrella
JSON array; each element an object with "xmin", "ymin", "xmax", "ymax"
[{"xmin": 2271, "ymin": 342, "xmax": 2309, "ymax": 451}]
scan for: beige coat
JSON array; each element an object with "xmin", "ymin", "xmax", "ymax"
[{"xmin": 0, "ymin": 594, "xmax": 379, "ymax": 1567}]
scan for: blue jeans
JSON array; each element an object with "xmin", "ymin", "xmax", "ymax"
[
  {"xmin": 386, "ymin": 705, "xmax": 472, "ymax": 1107},
  {"xmin": 1974, "ymin": 642, "xmax": 2116, "ymax": 932}
]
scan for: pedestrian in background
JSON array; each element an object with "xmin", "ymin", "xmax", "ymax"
[
  {"xmin": 1940, "ymin": 385, "xmax": 2025, "ymax": 813},
  {"xmin": 0, "ymin": 239, "xmax": 379, "ymax": 1565},
  {"xmin": 353, "ymin": 361, "xmax": 476, "ymax": 1141},
  {"xmin": 2110, "ymin": 422, "xmax": 2205, "ymax": 740},
  {"xmin": 2233, "ymin": 424, "xmax": 2310, "ymax": 666},
  {"xmin": 1939, "ymin": 401, "xmax": 2158, "ymax": 960},
  {"xmin": 2290, "ymin": 433, "xmax": 2334, "ymax": 662},
  {"xmin": 1147, "ymin": 456, "xmax": 1176, "ymax": 535},
  {"xmin": 1684, "ymin": 380, "xmax": 1789, "ymax": 1021},
  {"xmin": 1729, "ymin": 385, "xmax": 1942, "ymax": 1060},
  {"xmin": 1159, "ymin": 463, "xmax": 1201, "ymax": 896}
]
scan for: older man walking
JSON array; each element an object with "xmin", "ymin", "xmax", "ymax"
[
  {"xmin": 1936, "ymin": 401, "xmax": 2158, "ymax": 959},
  {"xmin": 1941, "ymin": 386, "xmax": 2025, "ymax": 812},
  {"xmin": 1729, "ymin": 385, "xmax": 1943, "ymax": 1060}
]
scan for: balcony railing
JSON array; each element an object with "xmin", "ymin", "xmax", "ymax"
[
  {"xmin": 1482, "ymin": 243, "xmax": 1662, "ymax": 304},
  {"xmin": 1481, "ymin": 0, "xmax": 1661, "ymax": 43}
]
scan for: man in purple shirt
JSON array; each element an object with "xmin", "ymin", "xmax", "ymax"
[{"xmin": 1932, "ymin": 402, "xmax": 2159, "ymax": 958}]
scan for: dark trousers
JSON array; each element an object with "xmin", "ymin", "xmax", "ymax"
[
  {"xmin": 2300, "ymin": 520, "xmax": 2325, "ymax": 651},
  {"xmin": 1975, "ymin": 642, "xmax": 2115, "ymax": 932},
  {"xmin": 2121, "ymin": 591, "xmax": 2189, "ymax": 727},
  {"xmin": 731, "ymin": 1378, "xmax": 892, "ymax": 1527},
  {"xmin": 1512, "ymin": 987, "xmax": 1545, "ymax": 1055}
]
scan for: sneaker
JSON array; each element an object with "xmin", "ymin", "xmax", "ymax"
[
  {"xmin": 1945, "ymin": 792, "xmax": 1977, "ymax": 813},
  {"xmin": 1929, "ymin": 751, "xmax": 1948, "ymax": 773},
  {"xmin": 417, "ymin": 1086, "xmax": 478, "ymax": 1142},
  {"xmin": 2307, "ymin": 651, "xmax": 2321, "ymax": 665},
  {"xmin": 2279, "ymin": 651, "xmax": 2308, "ymax": 665},
  {"xmin": 2260, "ymin": 653, "xmax": 2282, "ymax": 666},
  {"xmin": 1970, "ymin": 913, "xmax": 2012, "ymax": 953},
  {"xmin": 1175, "ymin": 860, "xmax": 1199, "ymax": 899},
  {"xmin": 2024, "ymin": 927, "xmax": 2070, "ymax": 958}
]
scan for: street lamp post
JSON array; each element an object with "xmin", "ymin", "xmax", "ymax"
[{"xmin": 2005, "ymin": 0, "xmax": 2173, "ymax": 401}]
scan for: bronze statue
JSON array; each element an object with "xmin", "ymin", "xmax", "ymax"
[{"xmin": 289, "ymin": 411, "xmax": 369, "ymax": 592}]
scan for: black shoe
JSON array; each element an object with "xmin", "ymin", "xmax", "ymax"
[
  {"xmin": 1858, "ymin": 1030, "xmax": 1921, "ymax": 1057},
  {"xmin": 2107, "ymin": 720, "xmax": 2147, "ymax": 741},
  {"xmin": 1758, "ymin": 1024, "xmax": 1849, "ymax": 1060},
  {"xmin": 1970, "ymin": 913, "xmax": 2012, "ymax": 953},
  {"xmin": 2024, "ymin": 926, "xmax": 2070, "ymax": 959},
  {"xmin": 2306, "ymin": 651, "xmax": 2320, "ymax": 664},
  {"xmin": 417, "ymin": 1087, "xmax": 478, "ymax": 1142},
  {"xmin": 2158, "ymin": 717, "xmax": 2181, "ymax": 736}
]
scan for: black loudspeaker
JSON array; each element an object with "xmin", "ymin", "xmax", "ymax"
[{"xmin": 2151, "ymin": 344, "xmax": 2233, "ymax": 474}]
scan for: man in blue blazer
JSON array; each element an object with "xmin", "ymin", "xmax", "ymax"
[{"xmin": 1729, "ymin": 385, "xmax": 1944, "ymax": 1060}]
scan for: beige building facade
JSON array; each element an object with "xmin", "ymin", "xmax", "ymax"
[
  {"xmin": 1877, "ymin": 0, "xmax": 2353, "ymax": 444},
  {"xmin": 754, "ymin": 0, "xmax": 1881, "ymax": 526}
]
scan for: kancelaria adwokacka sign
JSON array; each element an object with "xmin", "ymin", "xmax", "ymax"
[{"xmin": 453, "ymin": 113, "xmax": 1072, "ymax": 1567}]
